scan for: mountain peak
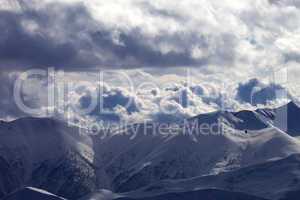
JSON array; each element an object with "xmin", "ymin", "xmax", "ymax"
[
  {"xmin": 286, "ymin": 101, "xmax": 299, "ymax": 109},
  {"xmin": 188, "ymin": 109, "xmax": 268, "ymax": 131},
  {"xmin": 275, "ymin": 101, "xmax": 300, "ymax": 114}
]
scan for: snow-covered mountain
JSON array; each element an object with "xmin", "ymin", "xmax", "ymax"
[
  {"xmin": 257, "ymin": 101, "xmax": 300, "ymax": 137},
  {"xmin": 115, "ymin": 188, "xmax": 268, "ymax": 200},
  {"xmin": 188, "ymin": 109, "xmax": 269, "ymax": 131},
  {"xmin": 1, "ymin": 102, "xmax": 300, "ymax": 199},
  {"xmin": 98, "ymin": 105, "xmax": 300, "ymax": 192},
  {"xmin": 120, "ymin": 153, "xmax": 300, "ymax": 200},
  {"xmin": 3, "ymin": 187, "xmax": 66, "ymax": 200},
  {"xmin": 0, "ymin": 117, "xmax": 99, "ymax": 199},
  {"xmin": 100, "ymin": 126, "xmax": 300, "ymax": 193}
]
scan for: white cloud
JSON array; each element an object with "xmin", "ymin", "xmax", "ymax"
[
  {"xmin": 0, "ymin": 0, "xmax": 298, "ymax": 71},
  {"xmin": 0, "ymin": 0, "xmax": 300, "ymax": 122}
]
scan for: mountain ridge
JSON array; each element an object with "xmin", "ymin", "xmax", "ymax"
[{"xmin": 1, "ymin": 101, "xmax": 300, "ymax": 199}]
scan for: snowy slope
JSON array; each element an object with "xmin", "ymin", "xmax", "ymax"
[
  {"xmin": 3, "ymin": 187, "xmax": 66, "ymax": 200},
  {"xmin": 79, "ymin": 189, "xmax": 119, "ymax": 200},
  {"xmin": 92, "ymin": 114, "xmax": 300, "ymax": 192},
  {"xmin": 0, "ymin": 118, "xmax": 99, "ymax": 199},
  {"xmin": 122, "ymin": 154, "xmax": 300, "ymax": 200},
  {"xmin": 2, "ymin": 102, "xmax": 300, "ymax": 199},
  {"xmin": 257, "ymin": 101, "xmax": 300, "ymax": 136},
  {"xmin": 115, "ymin": 189, "xmax": 268, "ymax": 200},
  {"xmin": 188, "ymin": 109, "xmax": 269, "ymax": 131}
]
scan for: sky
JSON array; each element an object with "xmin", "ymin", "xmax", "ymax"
[{"xmin": 0, "ymin": 0, "xmax": 299, "ymax": 124}]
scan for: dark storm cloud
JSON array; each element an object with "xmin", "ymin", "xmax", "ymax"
[
  {"xmin": 0, "ymin": 3, "xmax": 102, "ymax": 69},
  {"xmin": 236, "ymin": 78, "xmax": 290, "ymax": 105},
  {"xmin": 0, "ymin": 1, "xmax": 211, "ymax": 70},
  {"xmin": 90, "ymin": 29, "xmax": 199, "ymax": 68},
  {"xmin": 77, "ymin": 85, "xmax": 140, "ymax": 122},
  {"xmin": 0, "ymin": 0, "xmax": 298, "ymax": 71}
]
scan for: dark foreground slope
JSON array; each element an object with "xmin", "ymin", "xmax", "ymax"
[
  {"xmin": 116, "ymin": 189, "xmax": 268, "ymax": 200},
  {"xmin": 3, "ymin": 187, "xmax": 66, "ymax": 200},
  {"xmin": 123, "ymin": 154, "xmax": 300, "ymax": 200}
]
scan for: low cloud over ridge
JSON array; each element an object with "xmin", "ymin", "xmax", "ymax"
[{"xmin": 236, "ymin": 78, "xmax": 291, "ymax": 105}]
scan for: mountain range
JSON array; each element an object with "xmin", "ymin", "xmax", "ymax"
[{"xmin": 1, "ymin": 101, "xmax": 300, "ymax": 200}]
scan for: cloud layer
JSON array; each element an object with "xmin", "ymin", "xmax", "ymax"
[
  {"xmin": 0, "ymin": 0, "xmax": 300, "ymax": 72},
  {"xmin": 236, "ymin": 78, "xmax": 290, "ymax": 105},
  {"xmin": 0, "ymin": 0, "xmax": 299, "ymax": 123}
]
